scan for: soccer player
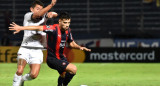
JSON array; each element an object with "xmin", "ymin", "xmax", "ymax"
[
  {"xmin": 9, "ymin": 12, "xmax": 91, "ymax": 86},
  {"xmin": 12, "ymin": 0, "xmax": 57, "ymax": 86}
]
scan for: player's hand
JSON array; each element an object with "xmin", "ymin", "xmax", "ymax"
[
  {"xmin": 80, "ymin": 47, "xmax": 91, "ymax": 52},
  {"xmin": 47, "ymin": 12, "xmax": 58, "ymax": 18},
  {"xmin": 9, "ymin": 22, "xmax": 21, "ymax": 34},
  {"xmin": 51, "ymin": 0, "xmax": 57, "ymax": 6}
]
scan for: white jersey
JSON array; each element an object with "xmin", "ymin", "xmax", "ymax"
[{"xmin": 21, "ymin": 12, "xmax": 47, "ymax": 48}]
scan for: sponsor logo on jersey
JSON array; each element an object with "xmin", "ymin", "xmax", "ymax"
[
  {"xmin": 62, "ymin": 62, "xmax": 66, "ymax": 65},
  {"xmin": 46, "ymin": 25, "xmax": 50, "ymax": 28}
]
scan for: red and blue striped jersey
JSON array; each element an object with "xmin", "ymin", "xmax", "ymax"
[{"xmin": 43, "ymin": 24, "xmax": 73, "ymax": 59}]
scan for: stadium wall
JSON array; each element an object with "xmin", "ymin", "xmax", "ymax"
[{"xmin": 0, "ymin": 46, "xmax": 160, "ymax": 63}]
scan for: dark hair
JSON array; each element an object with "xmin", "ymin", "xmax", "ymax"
[
  {"xmin": 59, "ymin": 12, "xmax": 71, "ymax": 20},
  {"xmin": 31, "ymin": 0, "xmax": 44, "ymax": 8}
]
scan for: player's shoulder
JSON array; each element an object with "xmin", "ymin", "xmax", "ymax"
[
  {"xmin": 44, "ymin": 24, "xmax": 55, "ymax": 29},
  {"xmin": 24, "ymin": 12, "xmax": 33, "ymax": 17},
  {"xmin": 53, "ymin": 24, "xmax": 59, "ymax": 27}
]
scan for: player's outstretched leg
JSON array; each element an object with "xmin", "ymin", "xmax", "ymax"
[
  {"xmin": 63, "ymin": 63, "xmax": 77, "ymax": 86},
  {"xmin": 13, "ymin": 59, "xmax": 27, "ymax": 86},
  {"xmin": 21, "ymin": 73, "xmax": 32, "ymax": 86},
  {"xmin": 21, "ymin": 64, "xmax": 41, "ymax": 86}
]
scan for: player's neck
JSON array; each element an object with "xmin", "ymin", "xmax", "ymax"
[{"xmin": 61, "ymin": 30, "xmax": 65, "ymax": 34}]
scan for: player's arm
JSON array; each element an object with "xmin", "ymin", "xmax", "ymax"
[
  {"xmin": 69, "ymin": 41, "xmax": 91, "ymax": 52},
  {"xmin": 32, "ymin": 0, "xmax": 57, "ymax": 19},
  {"xmin": 9, "ymin": 22, "xmax": 43, "ymax": 34}
]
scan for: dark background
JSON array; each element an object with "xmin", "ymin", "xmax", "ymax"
[{"xmin": 0, "ymin": 0, "xmax": 160, "ymax": 45}]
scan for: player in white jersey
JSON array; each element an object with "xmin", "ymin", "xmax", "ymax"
[{"xmin": 12, "ymin": 0, "xmax": 57, "ymax": 86}]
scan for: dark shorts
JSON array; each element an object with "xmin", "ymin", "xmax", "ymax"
[{"xmin": 47, "ymin": 55, "xmax": 69, "ymax": 74}]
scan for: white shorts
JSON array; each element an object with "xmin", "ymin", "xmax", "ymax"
[{"xmin": 17, "ymin": 47, "xmax": 43, "ymax": 64}]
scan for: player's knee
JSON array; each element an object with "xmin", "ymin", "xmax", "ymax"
[
  {"xmin": 71, "ymin": 65, "xmax": 77, "ymax": 74},
  {"xmin": 66, "ymin": 64, "xmax": 77, "ymax": 74},
  {"xmin": 30, "ymin": 73, "xmax": 38, "ymax": 79}
]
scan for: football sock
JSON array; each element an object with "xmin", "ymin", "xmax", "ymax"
[
  {"xmin": 58, "ymin": 76, "xmax": 64, "ymax": 86},
  {"xmin": 22, "ymin": 73, "xmax": 33, "ymax": 81},
  {"xmin": 13, "ymin": 73, "xmax": 22, "ymax": 86},
  {"xmin": 63, "ymin": 72, "xmax": 75, "ymax": 86}
]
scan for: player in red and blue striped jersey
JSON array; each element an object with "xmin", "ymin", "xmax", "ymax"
[{"xmin": 9, "ymin": 12, "xmax": 91, "ymax": 86}]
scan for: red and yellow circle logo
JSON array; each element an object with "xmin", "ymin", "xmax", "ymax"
[{"xmin": 64, "ymin": 48, "xmax": 85, "ymax": 63}]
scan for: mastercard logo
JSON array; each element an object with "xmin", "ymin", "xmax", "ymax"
[{"xmin": 64, "ymin": 48, "xmax": 86, "ymax": 63}]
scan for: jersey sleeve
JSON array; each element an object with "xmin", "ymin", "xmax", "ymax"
[
  {"xmin": 43, "ymin": 25, "xmax": 56, "ymax": 33},
  {"xmin": 67, "ymin": 29, "xmax": 74, "ymax": 43}
]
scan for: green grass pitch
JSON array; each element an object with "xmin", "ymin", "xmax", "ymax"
[{"xmin": 0, "ymin": 63, "xmax": 160, "ymax": 86}]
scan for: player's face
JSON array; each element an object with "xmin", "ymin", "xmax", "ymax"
[
  {"xmin": 59, "ymin": 19, "xmax": 71, "ymax": 31},
  {"xmin": 30, "ymin": 4, "xmax": 43, "ymax": 13}
]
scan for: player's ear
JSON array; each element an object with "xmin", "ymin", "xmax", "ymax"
[
  {"xmin": 58, "ymin": 19, "xmax": 61, "ymax": 23},
  {"xmin": 30, "ymin": 7, "xmax": 33, "ymax": 12}
]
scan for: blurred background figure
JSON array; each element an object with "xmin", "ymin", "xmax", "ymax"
[{"xmin": 1, "ymin": 32, "xmax": 10, "ymax": 46}]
